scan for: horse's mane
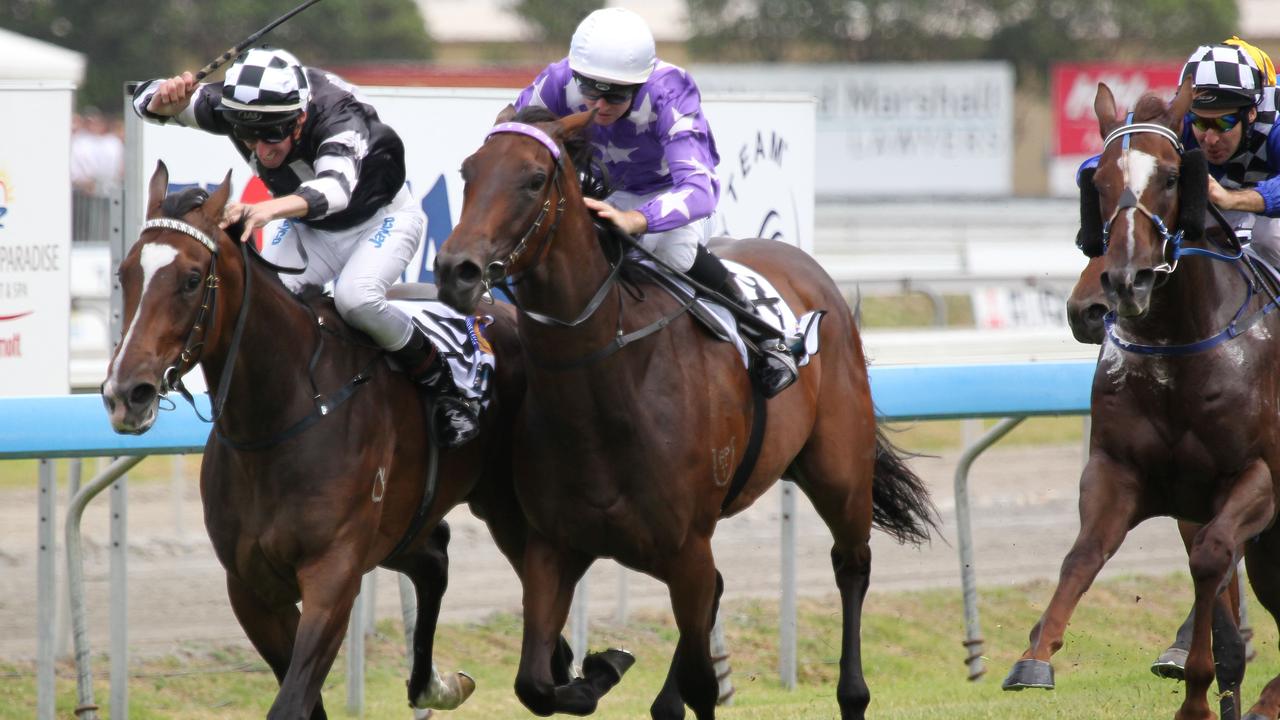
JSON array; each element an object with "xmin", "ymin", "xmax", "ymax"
[{"xmin": 1131, "ymin": 93, "xmax": 1171, "ymax": 123}]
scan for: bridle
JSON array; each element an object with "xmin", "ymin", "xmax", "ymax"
[
  {"xmin": 1098, "ymin": 116, "xmax": 1190, "ymax": 274},
  {"xmin": 138, "ymin": 215, "xmax": 377, "ymax": 448},
  {"xmin": 479, "ymin": 122, "xmax": 625, "ymax": 329}
]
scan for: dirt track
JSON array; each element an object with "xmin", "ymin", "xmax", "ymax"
[{"xmin": 0, "ymin": 441, "xmax": 1190, "ymax": 662}]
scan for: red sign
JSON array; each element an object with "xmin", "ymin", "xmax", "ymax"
[{"xmin": 1052, "ymin": 62, "xmax": 1182, "ymax": 156}]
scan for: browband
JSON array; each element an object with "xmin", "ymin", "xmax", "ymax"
[
  {"xmin": 142, "ymin": 218, "xmax": 218, "ymax": 254},
  {"xmin": 488, "ymin": 122, "xmax": 562, "ymax": 160},
  {"xmin": 1102, "ymin": 122, "xmax": 1184, "ymax": 154}
]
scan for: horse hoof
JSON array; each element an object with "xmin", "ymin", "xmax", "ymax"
[
  {"xmin": 411, "ymin": 670, "xmax": 476, "ymax": 710},
  {"xmin": 1002, "ymin": 659, "xmax": 1055, "ymax": 691},
  {"xmin": 1150, "ymin": 647, "xmax": 1188, "ymax": 681},
  {"xmin": 582, "ymin": 648, "xmax": 636, "ymax": 688}
]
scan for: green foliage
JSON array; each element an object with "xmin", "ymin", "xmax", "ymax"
[
  {"xmin": 509, "ymin": 0, "xmax": 605, "ymax": 42},
  {"xmin": 685, "ymin": 0, "xmax": 1239, "ymax": 84},
  {"xmin": 0, "ymin": 0, "xmax": 432, "ymax": 114}
]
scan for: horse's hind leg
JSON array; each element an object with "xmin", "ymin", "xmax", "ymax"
[
  {"xmin": 225, "ymin": 573, "xmax": 330, "ymax": 719},
  {"xmin": 1004, "ymin": 454, "xmax": 1140, "ymax": 692},
  {"xmin": 1181, "ymin": 459, "xmax": 1274, "ymax": 720},
  {"xmin": 394, "ymin": 521, "xmax": 476, "ymax": 710}
]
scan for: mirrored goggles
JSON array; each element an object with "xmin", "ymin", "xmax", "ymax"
[
  {"xmin": 231, "ymin": 120, "xmax": 297, "ymax": 144},
  {"xmin": 1189, "ymin": 112, "xmax": 1243, "ymax": 134},
  {"xmin": 577, "ymin": 83, "xmax": 636, "ymax": 105}
]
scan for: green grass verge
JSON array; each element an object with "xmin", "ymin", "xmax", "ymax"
[{"xmin": 2, "ymin": 572, "xmax": 1265, "ymax": 719}]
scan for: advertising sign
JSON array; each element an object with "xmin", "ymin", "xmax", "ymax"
[
  {"xmin": 0, "ymin": 83, "xmax": 74, "ymax": 395},
  {"xmin": 1049, "ymin": 62, "xmax": 1181, "ymax": 195},
  {"xmin": 133, "ymin": 86, "xmax": 817, "ymax": 283},
  {"xmin": 693, "ymin": 63, "xmax": 1014, "ymax": 197}
]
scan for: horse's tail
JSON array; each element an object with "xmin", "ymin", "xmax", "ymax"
[{"xmin": 871, "ymin": 424, "xmax": 939, "ymax": 546}]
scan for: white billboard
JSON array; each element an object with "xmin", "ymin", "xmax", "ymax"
[
  {"xmin": 130, "ymin": 87, "xmax": 816, "ymax": 285},
  {"xmin": 0, "ymin": 82, "xmax": 74, "ymax": 396},
  {"xmin": 693, "ymin": 63, "xmax": 1014, "ymax": 198}
]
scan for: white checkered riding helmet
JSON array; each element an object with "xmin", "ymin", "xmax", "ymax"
[
  {"xmin": 1182, "ymin": 43, "xmax": 1264, "ymax": 110},
  {"xmin": 219, "ymin": 46, "xmax": 309, "ymax": 127}
]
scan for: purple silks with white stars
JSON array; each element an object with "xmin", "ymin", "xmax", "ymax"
[{"xmin": 515, "ymin": 58, "xmax": 720, "ymax": 234}]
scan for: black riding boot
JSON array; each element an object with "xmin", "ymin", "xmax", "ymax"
[
  {"xmin": 391, "ymin": 326, "xmax": 481, "ymax": 449},
  {"xmin": 687, "ymin": 246, "xmax": 798, "ymax": 398}
]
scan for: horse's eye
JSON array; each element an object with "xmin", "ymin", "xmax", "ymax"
[
  {"xmin": 1166, "ymin": 173, "xmax": 1179, "ymax": 189},
  {"xmin": 183, "ymin": 271, "xmax": 202, "ymax": 293},
  {"xmin": 527, "ymin": 173, "xmax": 547, "ymax": 192}
]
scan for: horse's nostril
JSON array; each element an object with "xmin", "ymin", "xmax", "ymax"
[
  {"xmin": 129, "ymin": 383, "xmax": 158, "ymax": 408},
  {"xmin": 1086, "ymin": 304, "xmax": 1107, "ymax": 322},
  {"xmin": 1134, "ymin": 269, "xmax": 1156, "ymax": 291},
  {"xmin": 457, "ymin": 261, "xmax": 481, "ymax": 285}
]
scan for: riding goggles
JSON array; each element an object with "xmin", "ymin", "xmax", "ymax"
[
  {"xmin": 231, "ymin": 119, "xmax": 298, "ymax": 144},
  {"xmin": 573, "ymin": 72, "xmax": 637, "ymax": 105},
  {"xmin": 1189, "ymin": 112, "xmax": 1243, "ymax": 134}
]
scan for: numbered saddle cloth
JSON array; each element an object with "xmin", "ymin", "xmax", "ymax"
[{"xmin": 389, "ymin": 299, "xmax": 497, "ymax": 408}]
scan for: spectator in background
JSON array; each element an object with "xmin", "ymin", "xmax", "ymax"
[{"xmin": 70, "ymin": 108, "xmax": 124, "ymax": 196}]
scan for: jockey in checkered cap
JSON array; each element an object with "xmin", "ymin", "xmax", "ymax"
[
  {"xmin": 1075, "ymin": 38, "xmax": 1280, "ymax": 264},
  {"xmin": 512, "ymin": 7, "xmax": 797, "ymax": 397},
  {"xmin": 132, "ymin": 46, "xmax": 481, "ymax": 448}
]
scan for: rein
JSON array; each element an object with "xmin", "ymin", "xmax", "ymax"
[{"xmin": 145, "ymin": 217, "xmax": 377, "ymax": 449}]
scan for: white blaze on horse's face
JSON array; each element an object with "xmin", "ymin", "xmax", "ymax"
[
  {"xmin": 1117, "ymin": 149, "xmax": 1159, "ymax": 257},
  {"xmin": 107, "ymin": 242, "xmax": 181, "ymax": 386}
]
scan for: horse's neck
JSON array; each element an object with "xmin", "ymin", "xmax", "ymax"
[
  {"xmin": 200, "ymin": 260, "xmax": 323, "ymax": 428},
  {"xmin": 516, "ymin": 208, "xmax": 622, "ymax": 344}
]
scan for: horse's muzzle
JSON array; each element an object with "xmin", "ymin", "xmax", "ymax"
[
  {"xmin": 1101, "ymin": 266, "xmax": 1155, "ymax": 318},
  {"xmin": 434, "ymin": 251, "xmax": 485, "ymax": 314},
  {"xmin": 102, "ymin": 378, "xmax": 160, "ymax": 434}
]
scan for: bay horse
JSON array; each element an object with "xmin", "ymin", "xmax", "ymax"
[
  {"xmin": 432, "ymin": 106, "xmax": 937, "ymax": 719},
  {"xmin": 1002, "ymin": 79, "xmax": 1280, "ymax": 720},
  {"xmin": 101, "ymin": 161, "xmax": 544, "ymax": 719}
]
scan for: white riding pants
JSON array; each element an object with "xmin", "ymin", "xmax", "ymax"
[
  {"xmin": 608, "ymin": 190, "xmax": 712, "ymax": 272},
  {"xmin": 260, "ymin": 185, "xmax": 425, "ymax": 351}
]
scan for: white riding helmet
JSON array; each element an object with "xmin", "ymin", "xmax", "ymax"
[{"xmin": 568, "ymin": 8, "xmax": 657, "ymax": 86}]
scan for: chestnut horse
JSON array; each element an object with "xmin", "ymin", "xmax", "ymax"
[
  {"xmin": 1003, "ymin": 80, "xmax": 1280, "ymax": 720},
  {"xmin": 102, "ymin": 162, "xmax": 546, "ymax": 719},
  {"xmin": 432, "ymin": 107, "xmax": 937, "ymax": 719}
]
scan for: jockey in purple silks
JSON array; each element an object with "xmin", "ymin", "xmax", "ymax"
[{"xmin": 513, "ymin": 7, "xmax": 798, "ymax": 397}]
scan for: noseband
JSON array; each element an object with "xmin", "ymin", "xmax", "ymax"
[{"xmin": 1098, "ymin": 116, "xmax": 1187, "ymax": 273}]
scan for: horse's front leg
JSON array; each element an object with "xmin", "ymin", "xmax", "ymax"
[
  {"xmin": 267, "ymin": 551, "xmax": 364, "ymax": 720},
  {"xmin": 1003, "ymin": 453, "xmax": 1140, "ymax": 691},
  {"xmin": 1179, "ymin": 459, "xmax": 1274, "ymax": 720}
]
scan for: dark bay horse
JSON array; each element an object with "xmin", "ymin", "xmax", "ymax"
[
  {"xmin": 101, "ymin": 162, "xmax": 537, "ymax": 719},
  {"xmin": 432, "ymin": 107, "xmax": 937, "ymax": 719},
  {"xmin": 1003, "ymin": 80, "xmax": 1280, "ymax": 720}
]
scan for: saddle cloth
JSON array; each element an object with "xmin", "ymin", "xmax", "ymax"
[
  {"xmin": 641, "ymin": 258, "xmax": 825, "ymax": 369},
  {"xmin": 388, "ymin": 299, "xmax": 497, "ymax": 408}
]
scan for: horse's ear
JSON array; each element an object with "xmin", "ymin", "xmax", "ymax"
[
  {"xmin": 550, "ymin": 109, "xmax": 596, "ymax": 142},
  {"xmin": 146, "ymin": 161, "xmax": 169, "ymax": 219},
  {"xmin": 1094, "ymin": 82, "xmax": 1121, "ymax": 138},
  {"xmin": 494, "ymin": 104, "xmax": 517, "ymax": 124},
  {"xmin": 1168, "ymin": 76, "xmax": 1194, "ymax": 131},
  {"xmin": 202, "ymin": 170, "xmax": 235, "ymax": 225}
]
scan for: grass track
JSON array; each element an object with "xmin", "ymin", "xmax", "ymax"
[{"xmin": 2, "ymin": 572, "xmax": 1270, "ymax": 719}]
